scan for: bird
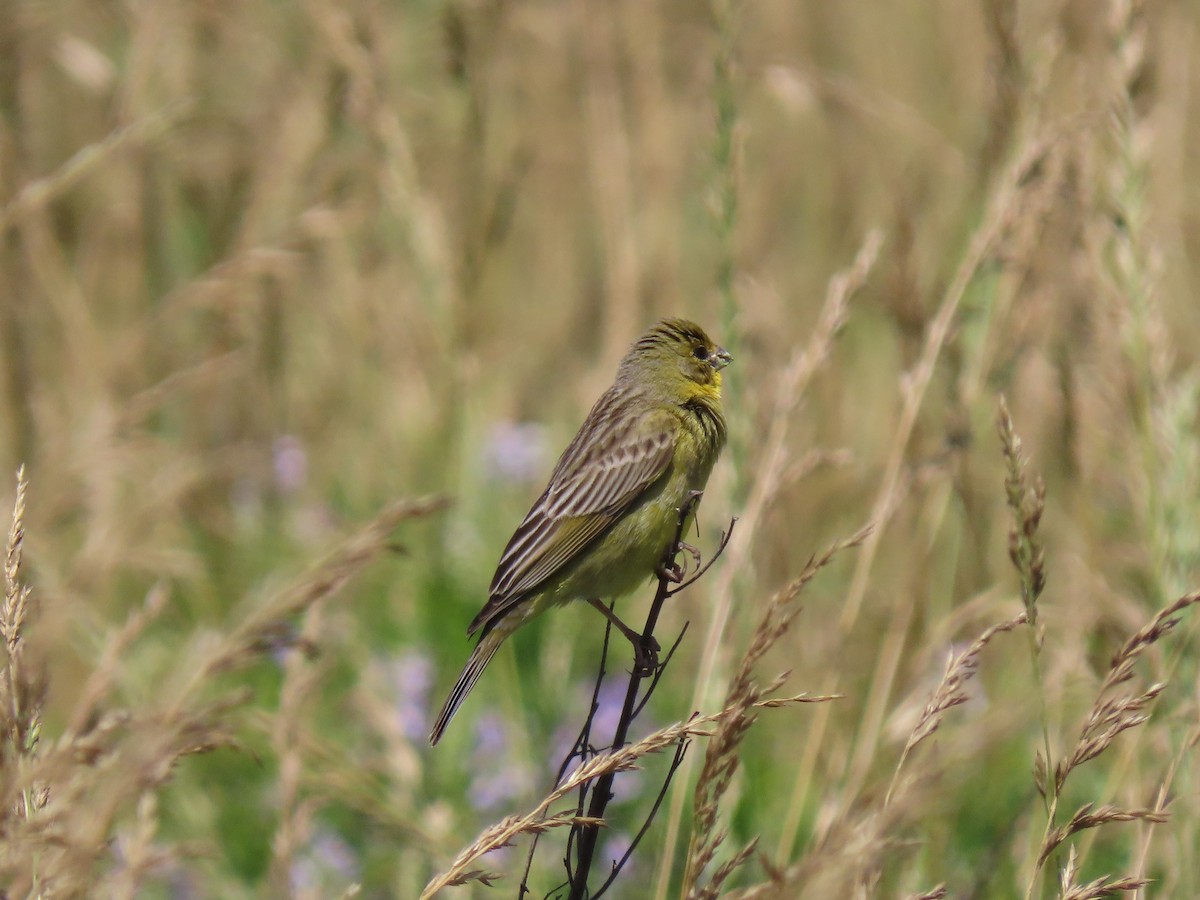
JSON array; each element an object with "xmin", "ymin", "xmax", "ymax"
[{"xmin": 429, "ymin": 318, "xmax": 730, "ymax": 746}]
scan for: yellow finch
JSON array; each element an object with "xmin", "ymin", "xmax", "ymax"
[{"xmin": 429, "ymin": 318, "xmax": 730, "ymax": 746}]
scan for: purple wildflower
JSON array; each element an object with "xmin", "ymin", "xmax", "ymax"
[
  {"xmin": 273, "ymin": 434, "xmax": 308, "ymax": 494},
  {"xmin": 482, "ymin": 421, "xmax": 548, "ymax": 485},
  {"xmin": 384, "ymin": 650, "xmax": 435, "ymax": 742},
  {"xmin": 469, "ymin": 712, "xmax": 534, "ymax": 813},
  {"xmin": 290, "ymin": 828, "xmax": 359, "ymax": 893}
]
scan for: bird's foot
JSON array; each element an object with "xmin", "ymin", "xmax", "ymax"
[
  {"xmin": 658, "ymin": 541, "xmax": 702, "ymax": 584},
  {"xmin": 656, "ymin": 560, "xmax": 685, "ymax": 583}
]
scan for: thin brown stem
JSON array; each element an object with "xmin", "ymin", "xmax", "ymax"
[{"xmin": 566, "ymin": 491, "xmax": 731, "ymax": 898}]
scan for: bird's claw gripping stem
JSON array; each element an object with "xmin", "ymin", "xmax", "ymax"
[{"xmin": 656, "ymin": 560, "xmax": 686, "ymax": 583}]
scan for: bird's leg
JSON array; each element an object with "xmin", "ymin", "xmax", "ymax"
[
  {"xmin": 678, "ymin": 541, "xmax": 702, "ymax": 573},
  {"xmin": 585, "ymin": 598, "xmax": 660, "ymax": 674}
]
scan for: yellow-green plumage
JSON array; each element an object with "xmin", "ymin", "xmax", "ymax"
[{"xmin": 429, "ymin": 318, "xmax": 730, "ymax": 745}]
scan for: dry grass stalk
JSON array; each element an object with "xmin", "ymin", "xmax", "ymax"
[
  {"xmin": 998, "ymin": 395, "xmax": 1063, "ymax": 897},
  {"xmin": 884, "ymin": 611, "xmax": 1028, "ymax": 808},
  {"xmin": 275, "ymin": 714, "xmax": 441, "ymax": 852},
  {"xmin": 4, "ymin": 695, "xmax": 243, "ymax": 885},
  {"xmin": 682, "ymin": 525, "xmax": 870, "ymax": 898},
  {"xmin": 1039, "ymin": 803, "xmax": 1168, "ymax": 869},
  {"xmin": 268, "ymin": 602, "xmax": 328, "ymax": 896},
  {"xmin": 0, "ymin": 465, "xmax": 46, "ymax": 825},
  {"xmin": 1058, "ymin": 846, "xmax": 1149, "ymax": 900},
  {"xmin": 0, "ymin": 102, "xmax": 189, "ymax": 235},
  {"xmin": 303, "ymin": 1, "xmax": 453, "ymax": 311},
  {"xmin": 65, "ymin": 583, "xmax": 168, "ymax": 740},
  {"xmin": 814, "ymin": 603, "xmax": 1023, "ymax": 897},
  {"xmin": 1131, "ymin": 724, "xmax": 1200, "ymax": 887},
  {"xmin": 1101, "ymin": 591, "xmax": 1200, "ymax": 691},
  {"xmin": 0, "ymin": 493, "xmax": 446, "ymax": 893},
  {"xmin": 1103, "ymin": 0, "xmax": 1165, "ymax": 401},
  {"xmin": 57, "ymin": 491, "xmax": 448, "ymax": 886},
  {"xmin": 695, "ymin": 838, "xmax": 759, "ymax": 900},
  {"xmin": 1053, "ymin": 684, "xmax": 1162, "ymax": 796},
  {"xmin": 725, "ymin": 800, "xmax": 906, "ymax": 900},
  {"xmin": 979, "ymin": 0, "xmax": 1021, "ymax": 177},
  {"xmin": 77, "ymin": 589, "xmax": 175, "ymax": 897},
  {"xmin": 1053, "ymin": 591, "xmax": 1200, "ymax": 794},
  {"xmin": 838, "ymin": 133, "xmax": 1052, "ymax": 636},
  {"xmin": 998, "ymin": 397, "xmax": 1047, "ymax": 624},
  {"xmin": 904, "ymin": 887, "xmax": 948, "ymax": 900},
  {"xmin": 177, "ymin": 494, "xmax": 448, "ymax": 701},
  {"xmin": 832, "ymin": 132, "xmax": 1062, "ymax": 824},
  {"xmin": 710, "ymin": 0, "xmax": 741, "ymax": 338},
  {"xmin": 1026, "ymin": 591, "xmax": 1200, "ymax": 898},
  {"xmin": 578, "ymin": 0, "xmax": 643, "ymax": 365},
  {"xmin": 424, "ymin": 691, "xmax": 829, "ymax": 897},
  {"xmin": 2, "ymin": 466, "xmax": 30, "ymax": 652},
  {"xmin": 105, "ymin": 791, "xmax": 171, "ymax": 900}
]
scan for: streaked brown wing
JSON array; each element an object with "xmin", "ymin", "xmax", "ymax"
[{"xmin": 468, "ymin": 406, "xmax": 677, "ymax": 636}]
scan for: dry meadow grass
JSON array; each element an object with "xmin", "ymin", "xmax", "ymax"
[{"xmin": 3, "ymin": 0, "xmax": 1200, "ymax": 897}]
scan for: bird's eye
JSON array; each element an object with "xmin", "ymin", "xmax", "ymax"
[{"xmin": 692, "ymin": 345, "xmax": 709, "ymax": 360}]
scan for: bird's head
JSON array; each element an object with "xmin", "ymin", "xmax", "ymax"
[{"xmin": 620, "ymin": 318, "xmax": 732, "ymax": 397}]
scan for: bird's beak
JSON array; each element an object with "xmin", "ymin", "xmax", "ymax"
[{"xmin": 711, "ymin": 346, "xmax": 733, "ymax": 371}]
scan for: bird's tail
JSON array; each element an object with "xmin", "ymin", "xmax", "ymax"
[{"xmin": 429, "ymin": 627, "xmax": 507, "ymax": 746}]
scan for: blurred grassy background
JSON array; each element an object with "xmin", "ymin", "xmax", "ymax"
[{"xmin": 2, "ymin": 0, "xmax": 1200, "ymax": 896}]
